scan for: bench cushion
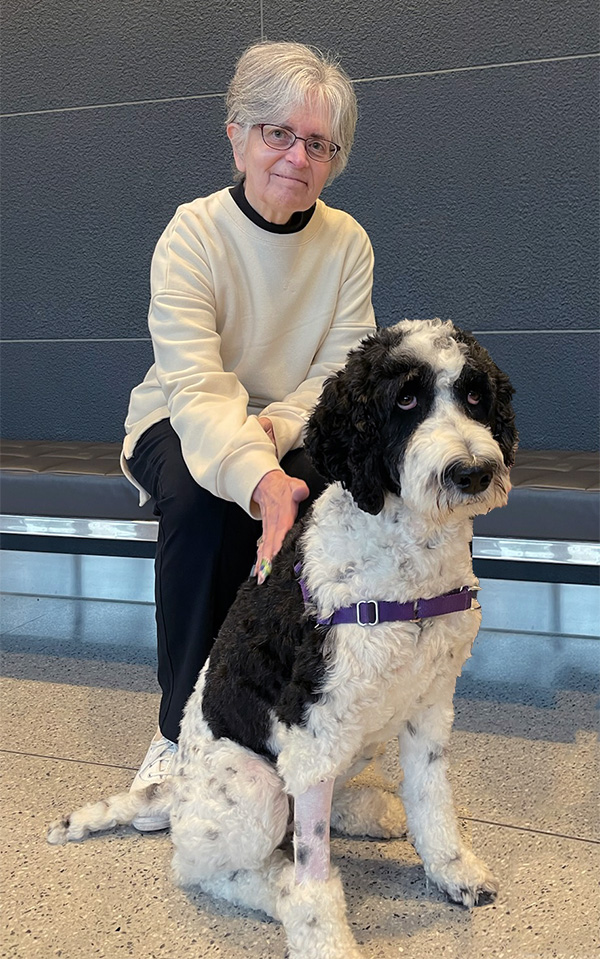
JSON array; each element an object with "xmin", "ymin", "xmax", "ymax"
[
  {"xmin": 474, "ymin": 450, "xmax": 599, "ymax": 541},
  {"xmin": 1, "ymin": 439, "xmax": 598, "ymax": 542},
  {"xmin": 0, "ymin": 439, "xmax": 156, "ymax": 520}
]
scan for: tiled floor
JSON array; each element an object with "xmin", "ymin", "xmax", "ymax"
[{"xmin": 1, "ymin": 550, "xmax": 599, "ymax": 959}]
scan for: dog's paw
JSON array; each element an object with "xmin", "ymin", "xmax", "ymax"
[
  {"xmin": 331, "ymin": 785, "xmax": 407, "ymax": 839},
  {"xmin": 371, "ymin": 790, "xmax": 408, "ymax": 839},
  {"xmin": 427, "ymin": 848, "xmax": 499, "ymax": 908},
  {"xmin": 47, "ymin": 818, "xmax": 76, "ymax": 845},
  {"xmin": 278, "ymin": 869, "xmax": 364, "ymax": 958}
]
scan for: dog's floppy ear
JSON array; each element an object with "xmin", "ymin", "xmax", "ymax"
[
  {"xmin": 453, "ymin": 327, "xmax": 518, "ymax": 467},
  {"xmin": 491, "ymin": 366, "xmax": 518, "ymax": 467},
  {"xmin": 305, "ymin": 357, "xmax": 388, "ymax": 515}
]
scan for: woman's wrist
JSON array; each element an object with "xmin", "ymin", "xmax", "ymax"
[
  {"xmin": 251, "ymin": 470, "xmax": 309, "ymax": 583},
  {"xmin": 258, "ymin": 416, "xmax": 278, "ymax": 456}
]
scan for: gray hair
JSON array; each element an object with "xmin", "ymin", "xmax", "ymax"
[{"xmin": 226, "ymin": 40, "xmax": 358, "ymax": 183}]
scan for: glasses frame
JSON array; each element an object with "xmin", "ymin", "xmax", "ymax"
[{"xmin": 258, "ymin": 124, "xmax": 340, "ymax": 163}]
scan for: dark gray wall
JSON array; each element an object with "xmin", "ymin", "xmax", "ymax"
[{"xmin": 1, "ymin": 1, "xmax": 598, "ymax": 449}]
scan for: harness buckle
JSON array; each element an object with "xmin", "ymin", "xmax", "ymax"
[
  {"xmin": 410, "ymin": 599, "xmax": 422, "ymax": 623},
  {"xmin": 469, "ymin": 586, "xmax": 482, "ymax": 611},
  {"xmin": 356, "ymin": 600, "xmax": 379, "ymax": 626}
]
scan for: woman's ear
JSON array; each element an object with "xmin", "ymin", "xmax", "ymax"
[{"xmin": 226, "ymin": 123, "xmax": 246, "ymax": 174}]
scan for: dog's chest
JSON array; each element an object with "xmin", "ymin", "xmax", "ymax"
[
  {"xmin": 319, "ymin": 612, "xmax": 476, "ymax": 747},
  {"xmin": 300, "ymin": 487, "xmax": 478, "ymax": 748},
  {"xmin": 302, "ymin": 488, "xmax": 475, "ymax": 619}
]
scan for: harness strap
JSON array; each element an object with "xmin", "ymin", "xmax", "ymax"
[{"xmin": 294, "ymin": 562, "xmax": 479, "ymax": 627}]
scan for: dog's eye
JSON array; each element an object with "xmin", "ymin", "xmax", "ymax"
[
  {"xmin": 398, "ymin": 394, "xmax": 417, "ymax": 410},
  {"xmin": 467, "ymin": 392, "xmax": 481, "ymax": 406}
]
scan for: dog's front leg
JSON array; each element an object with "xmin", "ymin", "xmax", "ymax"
[
  {"xmin": 293, "ymin": 778, "xmax": 335, "ymax": 883},
  {"xmin": 399, "ymin": 698, "xmax": 499, "ymax": 908},
  {"xmin": 277, "ymin": 779, "xmax": 363, "ymax": 959}
]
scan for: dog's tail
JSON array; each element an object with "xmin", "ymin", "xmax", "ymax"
[{"xmin": 47, "ymin": 780, "xmax": 172, "ymax": 845}]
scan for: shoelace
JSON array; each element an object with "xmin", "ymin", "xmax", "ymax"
[{"xmin": 141, "ymin": 742, "xmax": 177, "ymax": 780}]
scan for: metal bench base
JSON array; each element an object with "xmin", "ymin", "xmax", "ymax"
[{"xmin": 1, "ymin": 513, "xmax": 598, "ymax": 567}]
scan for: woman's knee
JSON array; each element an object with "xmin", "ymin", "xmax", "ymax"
[{"xmin": 160, "ymin": 476, "xmax": 224, "ymax": 533}]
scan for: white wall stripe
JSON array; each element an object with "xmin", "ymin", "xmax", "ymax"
[
  {"xmin": 1, "ymin": 52, "xmax": 597, "ymax": 120},
  {"xmin": 0, "ymin": 91, "xmax": 226, "ymax": 120},
  {"xmin": 1, "ymin": 330, "xmax": 598, "ymax": 344},
  {"xmin": 352, "ymin": 51, "xmax": 600, "ymax": 85},
  {"xmin": 473, "ymin": 329, "xmax": 600, "ymax": 336},
  {"xmin": 0, "ymin": 344, "xmax": 152, "ymax": 346}
]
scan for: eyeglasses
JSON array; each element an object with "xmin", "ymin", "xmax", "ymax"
[{"xmin": 258, "ymin": 123, "xmax": 340, "ymax": 162}]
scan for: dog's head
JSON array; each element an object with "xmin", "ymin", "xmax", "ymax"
[{"xmin": 304, "ymin": 319, "xmax": 518, "ymax": 518}]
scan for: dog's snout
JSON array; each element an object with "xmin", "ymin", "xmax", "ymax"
[{"xmin": 446, "ymin": 463, "xmax": 493, "ymax": 494}]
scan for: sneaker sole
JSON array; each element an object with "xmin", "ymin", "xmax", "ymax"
[{"xmin": 131, "ymin": 814, "xmax": 171, "ymax": 832}]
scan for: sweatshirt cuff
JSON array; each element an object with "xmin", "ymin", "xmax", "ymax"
[
  {"xmin": 216, "ymin": 446, "xmax": 283, "ymax": 519},
  {"xmin": 261, "ymin": 411, "xmax": 306, "ymax": 460}
]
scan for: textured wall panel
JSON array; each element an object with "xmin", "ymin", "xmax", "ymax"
[
  {"xmin": 0, "ymin": 341, "xmax": 155, "ymax": 442},
  {"xmin": 326, "ymin": 58, "xmax": 599, "ymax": 332},
  {"xmin": 2, "ymin": 0, "xmax": 258, "ymax": 115},
  {"xmin": 1, "ymin": 332, "xmax": 597, "ymax": 451},
  {"xmin": 474, "ymin": 333, "xmax": 599, "ymax": 452},
  {"xmin": 1, "ymin": 98, "xmax": 232, "ymax": 340},
  {"xmin": 264, "ymin": 0, "xmax": 598, "ymax": 79},
  {"xmin": 1, "ymin": 2, "xmax": 598, "ymax": 453}
]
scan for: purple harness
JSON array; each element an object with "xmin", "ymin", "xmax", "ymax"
[{"xmin": 294, "ymin": 562, "xmax": 479, "ymax": 627}]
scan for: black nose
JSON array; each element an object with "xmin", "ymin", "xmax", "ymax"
[{"xmin": 446, "ymin": 463, "xmax": 493, "ymax": 494}]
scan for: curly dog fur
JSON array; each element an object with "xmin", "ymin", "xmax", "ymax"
[{"xmin": 49, "ymin": 319, "xmax": 517, "ymax": 959}]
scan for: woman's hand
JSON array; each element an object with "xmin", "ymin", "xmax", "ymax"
[
  {"xmin": 258, "ymin": 416, "xmax": 278, "ymax": 456},
  {"xmin": 251, "ymin": 470, "xmax": 309, "ymax": 583}
]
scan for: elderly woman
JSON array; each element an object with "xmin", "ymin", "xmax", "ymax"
[{"xmin": 122, "ymin": 40, "xmax": 376, "ymax": 829}]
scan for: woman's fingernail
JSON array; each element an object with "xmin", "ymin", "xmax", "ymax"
[{"xmin": 258, "ymin": 558, "xmax": 272, "ymax": 584}]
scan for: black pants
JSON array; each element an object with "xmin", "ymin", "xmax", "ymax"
[{"xmin": 126, "ymin": 418, "xmax": 326, "ymax": 742}]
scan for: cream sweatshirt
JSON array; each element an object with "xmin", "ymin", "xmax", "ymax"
[{"xmin": 122, "ymin": 187, "xmax": 376, "ymax": 517}]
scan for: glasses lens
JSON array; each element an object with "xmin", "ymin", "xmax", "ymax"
[
  {"xmin": 306, "ymin": 138, "xmax": 337, "ymax": 162},
  {"xmin": 261, "ymin": 125, "xmax": 295, "ymax": 150},
  {"xmin": 261, "ymin": 125, "xmax": 339, "ymax": 162}
]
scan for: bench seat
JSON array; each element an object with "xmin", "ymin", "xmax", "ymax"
[
  {"xmin": 0, "ymin": 439, "xmax": 598, "ymax": 567},
  {"xmin": 0, "ymin": 440, "xmax": 155, "ymax": 521}
]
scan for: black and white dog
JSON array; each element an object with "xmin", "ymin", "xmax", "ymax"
[{"xmin": 49, "ymin": 319, "xmax": 517, "ymax": 959}]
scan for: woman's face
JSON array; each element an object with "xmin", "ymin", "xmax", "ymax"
[{"xmin": 227, "ymin": 103, "xmax": 333, "ymax": 225}]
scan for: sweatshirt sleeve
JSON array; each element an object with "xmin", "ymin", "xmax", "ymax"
[
  {"xmin": 148, "ymin": 205, "xmax": 281, "ymax": 518},
  {"xmin": 259, "ymin": 225, "xmax": 376, "ymax": 457}
]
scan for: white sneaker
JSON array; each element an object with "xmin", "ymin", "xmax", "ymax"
[{"xmin": 130, "ymin": 735, "xmax": 178, "ymax": 831}]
